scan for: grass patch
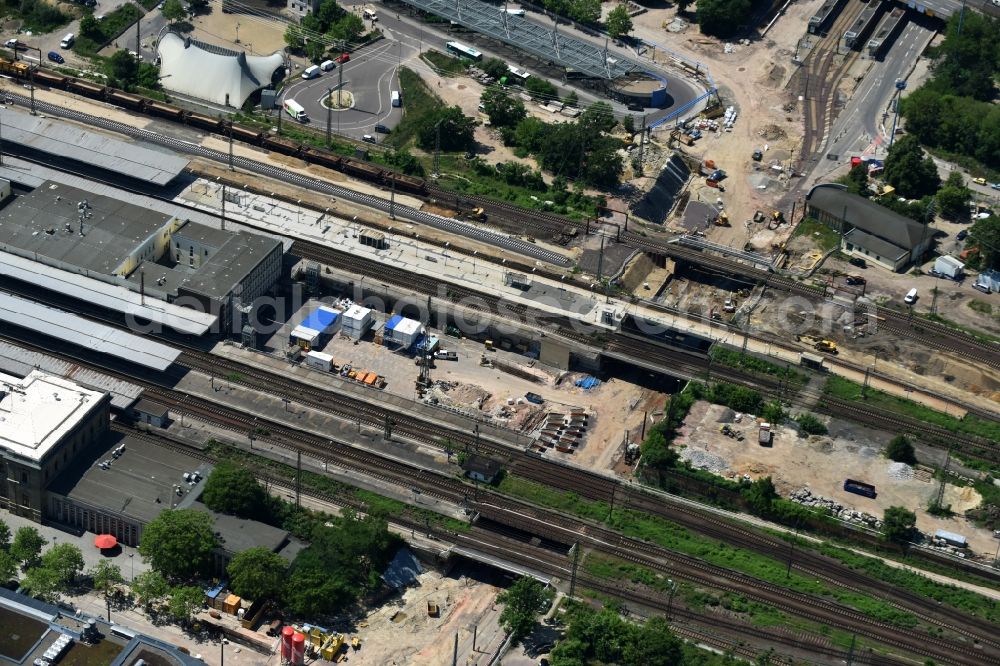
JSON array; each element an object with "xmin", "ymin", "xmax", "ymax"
[
  {"xmin": 969, "ymin": 299, "xmax": 995, "ymax": 316},
  {"xmin": 823, "ymin": 375, "xmax": 1000, "ymax": 442},
  {"xmin": 709, "ymin": 346, "xmax": 806, "ymax": 384},
  {"xmin": 919, "ymin": 312, "xmax": 1000, "ymax": 345},
  {"xmin": 207, "ymin": 441, "xmax": 470, "ymax": 533},
  {"xmin": 73, "ymin": 4, "xmax": 140, "ymax": 58},
  {"xmin": 793, "ymin": 217, "xmax": 841, "ymax": 252},
  {"xmin": 0, "ymin": 0, "xmax": 69, "ymax": 33},
  {"xmin": 420, "ymin": 49, "xmax": 467, "ymax": 76},
  {"xmin": 383, "ymin": 67, "xmax": 440, "ymax": 151},
  {"xmin": 501, "ymin": 475, "xmax": 918, "ymax": 629}
]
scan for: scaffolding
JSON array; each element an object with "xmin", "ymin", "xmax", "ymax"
[{"xmin": 396, "ymin": 0, "xmax": 647, "ymax": 80}]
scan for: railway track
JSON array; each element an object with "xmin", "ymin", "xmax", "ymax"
[{"xmin": 5, "ymin": 330, "xmax": 999, "ymax": 663}]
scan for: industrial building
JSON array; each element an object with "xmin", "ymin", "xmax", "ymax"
[
  {"xmin": 0, "ymin": 370, "xmax": 110, "ymax": 522},
  {"xmin": 805, "ymin": 184, "xmax": 932, "ymax": 271},
  {"xmin": 0, "ymin": 181, "xmax": 283, "ymax": 336},
  {"xmin": 290, "ymin": 305, "xmax": 342, "ymax": 349},
  {"xmin": 342, "ymin": 304, "xmax": 374, "ymax": 340},
  {"xmin": 384, "ymin": 315, "xmax": 423, "ymax": 348}
]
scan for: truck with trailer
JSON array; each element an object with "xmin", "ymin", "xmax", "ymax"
[{"xmin": 843, "ymin": 479, "xmax": 877, "ymax": 498}]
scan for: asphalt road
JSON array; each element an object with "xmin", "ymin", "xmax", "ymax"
[
  {"xmin": 281, "ymin": 30, "xmax": 407, "ymax": 140},
  {"xmin": 818, "ymin": 19, "xmax": 935, "ymax": 174}
]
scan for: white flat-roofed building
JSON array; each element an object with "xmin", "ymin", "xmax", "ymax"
[
  {"xmin": 341, "ymin": 304, "xmax": 373, "ymax": 339},
  {"xmin": 0, "ymin": 369, "xmax": 110, "ymax": 521}
]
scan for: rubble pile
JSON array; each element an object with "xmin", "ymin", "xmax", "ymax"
[{"xmin": 789, "ymin": 488, "xmax": 883, "ymax": 529}]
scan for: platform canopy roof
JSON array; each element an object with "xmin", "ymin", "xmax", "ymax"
[{"xmin": 157, "ymin": 33, "xmax": 285, "ymax": 108}]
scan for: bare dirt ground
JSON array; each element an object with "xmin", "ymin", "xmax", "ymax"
[
  {"xmin": 187, "ymin": 7, "xmax": 288, "ymax": 56},
  {"xmin": 629, "ymin": 0, "xmax": 823, "ymax": 238},
  {"xmin": 677, "ymin": 401, "xmax": 999, "ymax": 560}
]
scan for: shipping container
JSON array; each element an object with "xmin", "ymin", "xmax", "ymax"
[
  {"xmin": 305, "ymin": 350, "xmax": 334, "ymax": 371},
  {"xmin": 843, "ymin": 479, "xmax": 877, "ymax": 498}
]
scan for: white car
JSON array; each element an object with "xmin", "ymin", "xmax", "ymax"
[{"xmin": 4, "ymin": 38, "xmax": 17, "ymax": 48}]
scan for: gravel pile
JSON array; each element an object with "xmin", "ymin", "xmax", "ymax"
[
  {"xmin": 887, "ymin": 462, "xmax": 914, "ymax": 481},
  {"xmin": 680, "ymin": 449, "xmax": 729, "ymax": 474}
]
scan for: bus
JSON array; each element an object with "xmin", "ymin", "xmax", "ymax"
[
  {"xmin": 445, "ymin": 41, "xmax": 482, "ymax": 61},
  {"xmin": 283, "ymin": 99, "xmax": 309, "ymax": 122},
  {"xmin": 507, "ymin": 64, "xmax": 530, "ymax": 80}
]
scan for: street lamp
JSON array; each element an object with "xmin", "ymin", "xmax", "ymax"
[
  {"xmin": 220, "ymin": 637, "xmax": 229, "ymax": 666},
  {"xmin": 128, "ymin": 553, "xmax": 134, "ymax": 581},
  {"xmin": 235, "ymin": 22, "xmax": 241, "ymax": 44},
  {"xmin": 665, "ymin": 579, "xmax": 676, "ymax": 622}
]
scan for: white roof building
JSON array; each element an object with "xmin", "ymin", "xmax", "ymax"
[
  {"xmin": 157, "ymin": 33, "xmax": 285, "ymax": 108},
  {"xmin": 0, "ymin": 370, "xmax": 107, "ymax": 462}
]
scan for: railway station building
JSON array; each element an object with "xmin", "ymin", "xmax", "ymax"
[
  {"xmin": 805, "ymin": 183, "xmax": 932, "ymax": 272},
  {"xmin": 0, "ymin": 370, "xmax": 110, "ymax": 522},
  {"xmin": 0, "ymin": 180, "xmax": 283, "ymax": 336}
]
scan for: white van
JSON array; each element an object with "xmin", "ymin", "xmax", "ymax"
[
  {"xmin": 60, "ymin": 33, "xmax": 75, "ymax": 49},
  {"xmin": 363, "ymin": 8, "xmax": 378, "ymax": 20},
  {"xmin": 301, "ymin": 65, "xmax": 321, "ymax": 79},
  {"xmin": 390, "ymin": 90, "xmax": 401, "ymax": 107},
  {"xmin": 320, "ymin": 59, "xmax": 336, "ymax": 72},
  {"xmin": 904, "ymin": 288, "xmax": 918, "ymax": 305}
]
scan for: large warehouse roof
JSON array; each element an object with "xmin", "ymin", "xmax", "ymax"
[
  {"xmin": 157, "ymin": 33, "xmax": 284, "ymax": 108},
  {"xmin": 0, "ymin": 250, "xmax": 218, "ymax": 336},
  {"xmin": 0, "ymin": 292, "xmax": 181, "ymax": 371},
  {"xmin": 1, "ymin": 110, "xmax": 189, "ymax": 185}
]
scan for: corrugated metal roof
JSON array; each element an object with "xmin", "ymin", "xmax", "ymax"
[
  {"xmin": 0, "ymin": 292, "xmax": 181, "ymax": 371},
  {"xmin": 0, "ymin": 341, "xmax": 142, "ymax": 410},
  {"xmin": 2, "ymin": 110, "xmax": 189, "ymax": 185},
  {"xmin": 290, "ymin": 325, "xmax": 320, "ymax": 341},
  {"xmin": 0, "ymin": 250, "xmax": 217, "ymax": 335}
]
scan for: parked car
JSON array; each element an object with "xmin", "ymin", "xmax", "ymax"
[
  {"xmin": 4, "ymin": 38, "xmax": 23, "ymax": 50},
  {"xmin": 848, "ymin": 256, "xmax": 867, "ymax": 268},
  {"xmin": 362, "ymin": 134, "xmax": 376, "ymax": 144},
  {"xmin": 957, "ymin": 229, "xmax": 969, "ymax": 241},
  {"xmin": 973, "ymin": 177, "xmax": 987, "ymax": 185},
  {"xmin": 334, "ymin": 52, "xmax": 350, "ymax": 64},
  {"xmin": 47, "ymin": 51, "xmax": 64, "ymax": 64},
  {"xmin": 374, "ymin": 123, "xmax": 390, "ymax": 134},
  {"xmin": 846, "ymin": 275, "xmax": 866, "ymax": 285},
  {"xmin": 992, "ymin": 182, "xmax": 1000, "ymax": 191}
]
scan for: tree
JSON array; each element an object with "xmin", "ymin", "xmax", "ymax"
[
  {"xmin": 131, "ymin": 570, "xmax": 171, "ymax": 606},
  {"xmin": 496, "ymin": 576, "xmax": 549, "ymax": 642},
  {"xmin": 106, "ymin": 50, "xmax": 139, "ymax": 85},
  {"xmin": 228, "ymin": 547, "xmax": 287, "ymax": 601},
  {"xmin": 883, "ymin": 505, "xmax": 917, "ymax": 544},
  {"xmin": 481, "ymin": 57, "xmax": 508, "ymax": 81},
  {"xmin": 79, "ymin": 13, "xmax": 99, "ymax": 39},
  {"xmin": 837, "ymin": 163, "xmax": 871, "ymax": 197},
  {"xmin": 525, "ymin": 76, "xmax": 558, "ymax": 101},
  {"xmin": 481, "ymin": 88, "xmax": 526, "ymax": 128},
  {"xmin": 20, "ymin": 566, "xmax": 60, "ymax": 603},
  {"xmin": 10, "ymin": 527, "xmax": 46, "ymax": 568},
  {"xmin": 0, "ymin": 518, "xmax": 11, "ymax": 551},
  {"xmin": 742, "ymin": 477, "xmax": 778, "ymax": 516},
  {"xmin": 640, "ymin": 430, "xmax": 678, "ymax": 470},
  {"xmin": 41, "ymin": 543, "xmax": 84, "ymax": 586},
  {"xmin": 761, "ymin": 400, "xmax": 786, "ymax": 424},
  {"xmin": 569, "ymin": 0, "xmax": 601, "ymax": 23},
  {"xmin": 606, "ymin": 4, "xmax": 633, "ymax": 39},
  {"xmin": 329, "ymin": 13, "xmax": 364, "ymax": 42},
  {"xmin": 936, "ymin": 171, "xmax": 971, "ymax": 220},
  {"xmin": 883, "ymin": 134, "xmax": 941, "ymax": 198},
  {"xmin": 284, "ymin": 24, "xmax": 305, "ymax": 50},
  {"xmin": 579, "ymin": 101, "xmax": 617, "ymax": 135},
  {"xmin": 202, "ymin": 462, "xmax": 268, "ymax": 520},
  {"xmin": 674, "ymin": 0, "xmax": 693, "ymax": 13},
  {"xmin": 969, "ymin": 214, "xmax": 1000, "ymax": 269},
  {"xmin": 0, "ymin": 550, "xmax": 15, "ymax": 587},
  {"xmin": 562, "ymin": 90, "xmax": 579, "ymax": 108},
  {"xmin": 138, "ymin": 509, "xmax": 217, "ymax": 580},
  {"xmin": 161, "ymin": 0, "xmax": 185, "ymax": 22},
  {"xmin": 90, "ymin": 561, "xmax": 123, "ymax": 619},
  {"xmin": 623, "ymin": 617, "xmax": 683, "ymax": 666},
  {"xmin": 168, "ymin": 585, "xmax": 205, "ymax": 623},
  {"xmin": 696, "ymin": 0, "xmax": 752, "ymax": 38},
  {"xmin": 885, "ymin": 434, "xmax": 916, "ymax": 464},
  {"xmin": 416, "ymin": 106, "xmax": 476, "ymax": 153},
  {"xmin": 795, "ymin": 413, "xmax": 828, "ymax": 436}
]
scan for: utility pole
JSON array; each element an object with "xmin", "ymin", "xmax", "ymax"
[
  {"xmin": 228, "ymin": 121, "xmax": 234, "ymax": 170},
  {"xmin": 135, "ymin": 0, "xmax": 141, "ymax": 84},
  {"xmin": 337, "ymin": 64, "xmax": 344, "ymax": 137},
  {"xmin": 934, "ymin": 444, "xmax": 952, "ymax": 511},
  {"xmin": 845, "ymin": 634, "xmax": 857, "ymax": 666},
  {"xmin": 451, "ymin": 633, "xmax": 458, "ymax": 666},
  {"xmin": 568, "ymin": 541, "xmax": 580, "ymax": 599},
  {"xmin": 636, "ymin": 114, "xmax": 646, "ymax": 175},
  {"xmin": 596, "ymin": 234, "xmax": 605, "ymax": 281},
  {"xmin": 221, "ymin": 183, "xmax": 226, "ymax": 231},
  {"xmin": 433, "ymin": 120, "xmax": 442, "ymax": 177},
  {"xmin": 389, "ymin": 176, "xmax": 396, "ymax": 220},
  {"xmin": 326, "ymin": 86, "xmax": 333, "ymax": 146}
]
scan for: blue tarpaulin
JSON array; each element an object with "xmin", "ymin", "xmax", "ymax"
[
  {"xmin": 575, "ymin": 376, "xmax": 600, "ymax": 389},
  {"xmin": 381, "ymin": 548, "xmax": 422, "ymax": 589},
  {"xmin": 204, "ymin": 581, "xmax": 227, "ymax": 601},
  {"xmin": 301, "ymin": 308, "xmax": 339, "ymax": 333},
  {"xmin": 385, "ymin": 314, "xmax": 403, "ymax": 331}
]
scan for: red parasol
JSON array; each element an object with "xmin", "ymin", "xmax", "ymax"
[{"xmin": 94, "ymin": 534, "xmax": 118, "ymax": 549}]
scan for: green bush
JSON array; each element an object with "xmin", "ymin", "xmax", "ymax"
[
  {"xmin": 74, "ymin": 4, "xmax": 141, "ymax": 58},
  {"xmin": 0, "ymin": 0, "xmax": 69, "ymax": 33},
  {"xmin": 885, "ymin": 435, "xmax": 917, "ymax": 465},
  {"xmin": 795, "ymin": 413, "xmax": 828, "ymax": 436}
]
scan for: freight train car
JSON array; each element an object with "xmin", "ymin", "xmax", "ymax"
[
  {"xmin": 187, "ymin": 111, "xmax": 225, "ymax": 133},
  {"xmin": 108, "ymin": 89, "xmax": 145, "ymax": 110},
  {"xmin": 230, "ymin": 124, "xmax": 264, "ymax": 144},
  {"xmin": 145, "ymin": 100, "xmax": 186, "ymax": 120},
  {"xmin": 0, "ymin": 59, "xmax": 31, "ymax": 78},
  {"xmin": 32, "ymin": 69, "xmax": 67, "ymax": 88},
  {"xmin": 341, "ymin": 158, "xmax": 383, "ymax": 181},
  {"xmin": 386, "ymin": 172, "xmax": 426, "ymax": 195},
  {"xmin": 261, "ymin": 134, "xmax": 302, "ymax": 155},
  {"xmin": 67, "ymin": 78, "xmax": 107, "ymax": 97},
  {"xmin": 302, "ymin": 147, "xmax": 343, "ymax": 170}
]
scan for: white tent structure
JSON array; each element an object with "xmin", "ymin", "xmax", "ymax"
[{"xmin": 157, "ymin": 33, "xmax": 284, "ymax": 107}]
